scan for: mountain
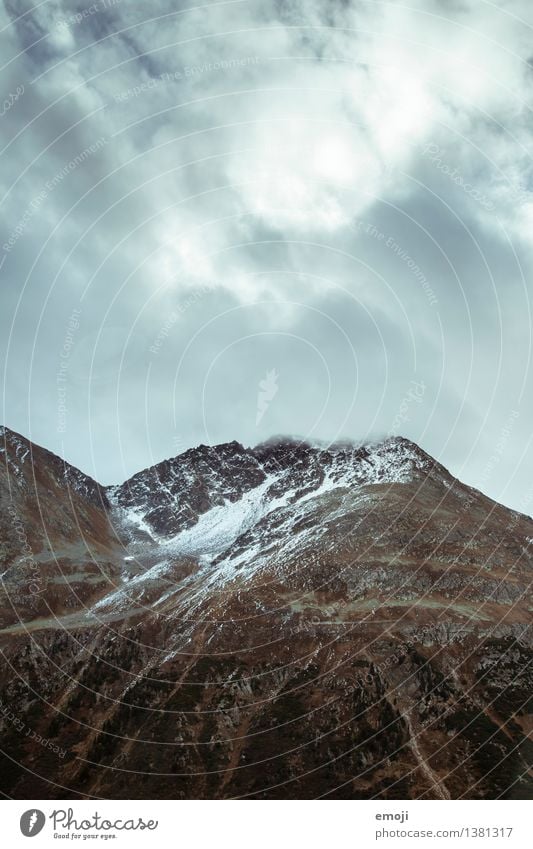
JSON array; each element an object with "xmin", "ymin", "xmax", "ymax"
[
  {"xmin": 0, "ymin": 426, "xmax": 531, "ymax": 799},
  {"xmin": 0, "ymin": 426, "xmax": 122, "ymax": 627}
]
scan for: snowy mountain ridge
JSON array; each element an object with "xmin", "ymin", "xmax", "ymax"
[
  {"xmin": 90, "ymin": 435, "xmax": 449, "ymax": 618},
  {"xmin": 110, "ymin": 434, "xmax": 439, "ymax": 546}
]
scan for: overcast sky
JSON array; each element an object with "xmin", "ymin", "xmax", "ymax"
[{"xmin": 1, "ymin": 0, "xmax": 532, "ymax": 513}]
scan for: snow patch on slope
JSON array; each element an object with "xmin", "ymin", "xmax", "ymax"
[{"xmin": 165, "ymin": 474, "xmax": 276, "ymax": 559}]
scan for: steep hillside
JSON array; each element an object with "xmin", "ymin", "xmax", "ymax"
[{"xmin": 0, "ymin": 426, "xmax": 123, "ymax": 626}]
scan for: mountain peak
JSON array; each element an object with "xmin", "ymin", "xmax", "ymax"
[{"xmin": 108, "ymin": 432, "xmax": 444, "ymax": 548}]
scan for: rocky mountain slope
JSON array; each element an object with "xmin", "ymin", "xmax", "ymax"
[
  {"xmin": 0, "ymin": 426, "xmax": 121, "ymax": 627},
  {"xmin": 0, "ymin": 427, "xmax": 531, "ymax": 799}
]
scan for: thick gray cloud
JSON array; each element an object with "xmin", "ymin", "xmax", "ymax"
[{"xmin": 0, "ymin": 0, "xmax": 532, "ymax": 515}]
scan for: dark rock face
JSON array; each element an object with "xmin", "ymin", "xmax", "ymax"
[
  {"xmin": 111, "ymin": 441, "xmax": 267, "ymax": 538},
  {"xmin": 0, "ymin": 427, "xmax": 531, "ymax": 799}
]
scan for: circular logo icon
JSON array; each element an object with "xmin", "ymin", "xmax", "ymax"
[{"xmin": 20, "ymin": 810, "xmax": 46, "ymax": 837}]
